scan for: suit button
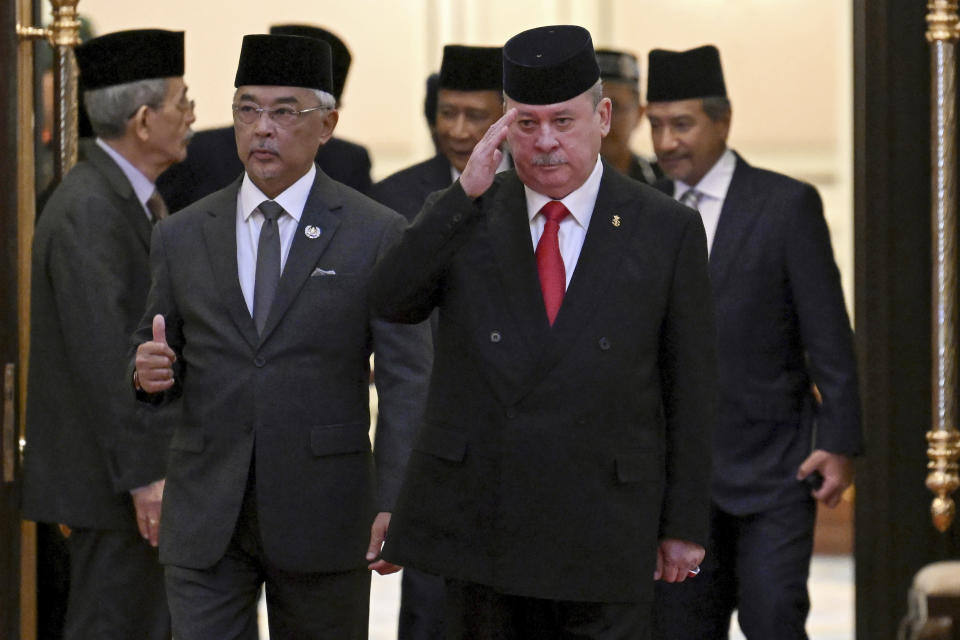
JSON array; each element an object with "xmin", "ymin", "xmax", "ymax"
[
  {"xmin": 452, "ymin": 213, "xmax": 462, "ymax": 223},
  {"xmin": 598, "ymin": 337, "xmax": 611, "ymax": 351},
  {"xmin": 490, "ymin": 331, "xmax": 502, "ymax": 343},
  {"xmin": 506, "ymin": 407, "xmax": 517, "ymax": 419},
  {"xmin": 254, "ymin": 356, "xmax": 266, "ymax": 367}
]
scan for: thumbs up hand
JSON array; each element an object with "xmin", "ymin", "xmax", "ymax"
[{"xmin": 134, "ymin": 314, "xmax": 177, "ymax": 393}]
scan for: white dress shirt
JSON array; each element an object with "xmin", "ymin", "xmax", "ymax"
[
  {"xmin": 524, "ymin": 156, "xmax": 603, "ymax": 289},
  {"xmin": 236, "ymin": 165, "xmax": 316, "ymax": 315},
  {"xmin": 673, "ymin": 148, "xmax": 737, "ymax": 255},
  {"xmin": 96, "ymin": 138, "xmax": 155, "ymax": 222}
]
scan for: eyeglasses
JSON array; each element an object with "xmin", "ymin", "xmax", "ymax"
[
  {"xmin": 232, "ymin": 102, "xmax": 329, "ymax": 127},
  {"xmin": 174, "ymin": 98, "xmax": 195, "ymax": 114}
]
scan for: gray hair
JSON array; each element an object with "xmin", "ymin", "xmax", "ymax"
[
  {"xmin": 84, "ymin": 78, "xmax": 169, "ymax": 139},
  {"xmin": 503, "ymin": 79, "xmax": 605, "ymax": 110},
  {"xmin": 231, "ymin": 87, "xmax": 337, "ymax": 111},
  {"xmin": 701, "ymin": 96, "xmax": 732, "ymax": 122}
]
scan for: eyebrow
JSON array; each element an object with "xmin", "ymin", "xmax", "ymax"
[{"xmin": 237, "ymin": 93, "xmax": 300, "ymax": 105}]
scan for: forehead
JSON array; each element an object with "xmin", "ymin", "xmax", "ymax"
[
  {"xmin": 235, "ymin": 85, "xmax": 315, "ymax": 104},
  {"xmin": 506, "ymin": 91, "xmax": 593, "ymax": 118},
  {"xmin": 437, "ymin": 88, "xmax": 503, "ymax": 111},
  {"xmin": 645, "ymin": 98, "xmax": 706, "ymax": 120}
]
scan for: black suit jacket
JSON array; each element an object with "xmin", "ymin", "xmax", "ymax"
[
  {"xmin": 156, "ymin": 126, "xmax": 373, "ymax": 212},
  {"xmin": 657, "ymin": 152, "xmax": 863, "ymax": 515},
  {"xmin": 23, "ymin": 141, "xmax": 172, "ymax": 530},
  {"xmin": 369, "ymin": 154, "xmax": 452, "ymax": 222},
  {"xmin": 133, "ymin": 168, "xmax": 432, "ymax": 572},
  {"xmin": 373, "ymin": 165, "xmax": 717, "ymax": 603}
]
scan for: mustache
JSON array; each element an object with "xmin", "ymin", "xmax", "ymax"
[
  {"xmin": 531, "ymin": 152, "xmax": 567, "ymax": 166},
  {"xmin": 183, "ymin": 128, "xmax": 195, "ymax": 143},
  {"xmin": 250, "ymin": 140, "xmax": 279, "ymax": 155}
]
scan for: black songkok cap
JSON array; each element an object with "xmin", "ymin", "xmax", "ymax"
[
  {"xmin": 596, "ymin": 48, "xmax": 640, "ymax": 88},
  {"xmin": 234, "ymin": 34, "xmax": 333, "ymax": 93},
  {"xmin": 75, "ymin": 29, "xmax": 184, "ymax": 90},
  {"xmin": 646, "ymin": 45, "xmax": 726, "ymax": 102},
  {"xmin": 438, "ymin": 45, "xmax": 503, "ymax": 92},
  {"xmin": 502, "ymin": 25, "xmax": 599, "ymax": 105},
  {"xmin": 269, "ymin": 25, "xmax": 351, "ymax": 101}
]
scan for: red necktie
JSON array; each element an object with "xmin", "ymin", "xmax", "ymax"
[{"xmin": 536, "ymin": 201, "xmax": 570, "ymax": 325}]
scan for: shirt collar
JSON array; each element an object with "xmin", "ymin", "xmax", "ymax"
[
  {"xmin": 96, "ymin": 138, "xmax": 155, "ymax": 206},
  {"xmin": 525, "ymin": 155, "xmax": 604, "ymax": 229},
  {"xmin": 239, "ymin": 164, "xmax": 315, "ymax": 223},
  {"xmin": 674, "ymin": 147, "xmax": 736, "ymax": 201}
]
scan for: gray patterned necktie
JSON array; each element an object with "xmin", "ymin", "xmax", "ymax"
[
  {"xmin": 253, "ymin": 200, "xmax": 284, "ymax": 335},
  {"xmin": 679, "ymin": 188, "xmax": 704, "ymax": 211},
  {"xmin": 146, "ymin": 189, "xmax": 168, "ymax": 223}
]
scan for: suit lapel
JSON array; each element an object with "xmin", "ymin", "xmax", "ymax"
[
  {"xmin": 201, "ymin": 178, "xmax": 260, "ymax": 350},
  {"xmin": 487, "ymin": 173, "xmax": 549, "ymax": 362},
  {"xmin": 257, "ymin": 169, "xmax": 342, "ymax": 345},
  {"xmin": 708, "ymin": 154, "xmax": 760, "ymax": 287},
  {"xmin": 85, "ymin": 141, "xmax": 153, "ymax": 250}
]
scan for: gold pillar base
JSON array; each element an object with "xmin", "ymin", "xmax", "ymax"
[{"xmin": 926, "ymin": 429, "xmax": 960, "ymax": 532}]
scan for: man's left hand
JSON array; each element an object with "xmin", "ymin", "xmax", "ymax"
[
  {"xmin": 655, "ymin": 538, "xmax": 704, "ymax": 583},
  {"xmin": 366, "ymin": 511, "xmax": 402, "ymax": 575},
  {"xmin": 797, "ymin": 449, "xmax": 854, "ymax": 508},
  {"xmin": 130, "ymin": 478, "xmax": 165, "ymax": 547}
]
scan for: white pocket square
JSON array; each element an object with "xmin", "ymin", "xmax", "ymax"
[{"xmin": 311, "ymin": 268, "xmax": 337, "ymax": 277}]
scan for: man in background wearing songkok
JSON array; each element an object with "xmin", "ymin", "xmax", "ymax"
[
  {"xmin": 373, "ymin": 25, "xmax": 716, "ymax": 639},
  {"xmin": 157, "ymin": 23, "xmax": 374, "ymax": 211},
  {"xmin": 646, "ymin": 45, "xmax": 863, "ymax": 640},
  {"xmin": 132, "ymin": 34, "xmax": 431, "ymax": 638},
  {"xmin": 596, "ymin": 48, "xmax": 662, "ymax": 185},
  {"xmin": 372, "ymin": 45, "xmax": 507, "ymax": 222},
  {"xmin": 23, "ymin": 28, "xmax": 195, "ymax": 640}
]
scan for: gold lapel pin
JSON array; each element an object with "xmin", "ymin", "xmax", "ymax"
[
  {"xmin": 304, "ymin": 225, "xmax": 321, "ymax": 239},
  {"xmin": 612, "ymin": 215, "xmax": 622, "ymax": 228}
]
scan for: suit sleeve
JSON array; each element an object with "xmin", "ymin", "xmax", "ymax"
[
  {"xmin": 369, "ymin": 214, "xmax": 434, "ymax": 511},
  {"xmin": 657, "ymin": 211, "xmax": 717, "ymax": 545},
  {"xmin": 46, "ymin": 195, "xmax": 167, "ymax": 492},
  {"xmin": 371, "ymin": 180, "xmax": 482, "ymax": 323},
  {"xmin": 785, "ymin": 185, "xmax": 863, "ymax": 455}
]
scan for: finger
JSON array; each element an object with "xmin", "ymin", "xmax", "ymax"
[
  {"xmin": 654, "ymin": 549, "xmax": 664, "ymax": 580},
  {"xmin": 136, "ymin": 514, "xmax": 150, "ymax": 541},
  {"xmin": 152, "ymin": 314, "xmax": 167, "ymax": 345},
  {"xmin": 147, "ymin": 517, "xmax": 160, "ymax": 547},
  {"xmin": 365, "ymin": 525, "xmax": 385, "ymax": 561}
]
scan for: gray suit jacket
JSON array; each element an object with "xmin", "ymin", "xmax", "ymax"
[
  {"xmin": 23, "ymin": 141, "xmax": 172, "ymax": 530},
  {"xmin": 132, "ymin": 167, "xmax": 432, "ymax": 572}
]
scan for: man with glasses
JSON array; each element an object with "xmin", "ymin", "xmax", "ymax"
[
  {"xmin": 157, "ymin": 24, "xmax": 373, "ymax": 212},
  {"xmin": 132, "ymin": 34, "xmax": 431, "ymax": 638},
  {"xmin": 23, "ymin": 29, "xmax": 194, "ymax": 639}
]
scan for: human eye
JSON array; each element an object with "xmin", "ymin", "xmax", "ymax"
[
  {"xmin": 272, "ymin": 106, "xmax": 296, "ymax": 118},
  {"xmin": 237, "ymin": 104, "xmax": 258, "ymax": 115}
]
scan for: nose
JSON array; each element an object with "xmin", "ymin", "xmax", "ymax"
[
  {"xmin": 657, "ymin": 127, "xmax": 679, "ymax": 152},
  {"xmin": 253, "ymin": 110, "xmax": 274, "ymax": 136},
  {"xmin": 450, "ymin": 114, "xmax": 470, "ymax": 140},
  {"xmin": 534, "ymin": 123, "xmax": 558, "ymax": 151}
]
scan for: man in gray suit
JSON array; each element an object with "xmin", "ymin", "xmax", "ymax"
[
  {"xmin": 133, "ymin": 34, "xmax": 431, "ymax": 639},
  {"xmin": 23, "ymin": 29, "xmax": 194, "ymax": 640}
]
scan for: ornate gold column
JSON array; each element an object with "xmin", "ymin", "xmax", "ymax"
[{"xmin": 926, "ymin": 0, "xmax": 960, "ymax": 532}]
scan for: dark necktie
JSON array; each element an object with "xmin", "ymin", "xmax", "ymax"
[
  {"xmin": 253, "ymin": 200, "xmax": 284, "ymax": 335},
  {"xmin": 679, "ymin": 188, "xmax": 704, "ymax": 211},
  {"xmin": 536, "ymin": 200, "xmax": 570, "ymax": 326},
  {"xmin": 146, "ymin": 189, "xmax": 168, "ymax": 224}
]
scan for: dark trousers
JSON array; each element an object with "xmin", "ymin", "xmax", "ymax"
[
  {"xmin": 652, "ymin": 499, "xmax": 816, "ymax": 640},
  {"xmin": 64, "ymin": 527, "xmax": 169, "ymax": 640},
  {"xmin": 164, "ymin": 468, "xmax": 371, "ymax": 640},
  {"xmin": 399, "ymin": 568, "xmax": 446, "ymax": 639},
  {"xmin": 444, "ymin": 579, "xmax": 650, "ymax": 640}
]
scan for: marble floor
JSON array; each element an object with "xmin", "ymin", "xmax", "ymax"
[{"xmin": 258, "ymin": 554, "xmax": 855, "ymax": 639}]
